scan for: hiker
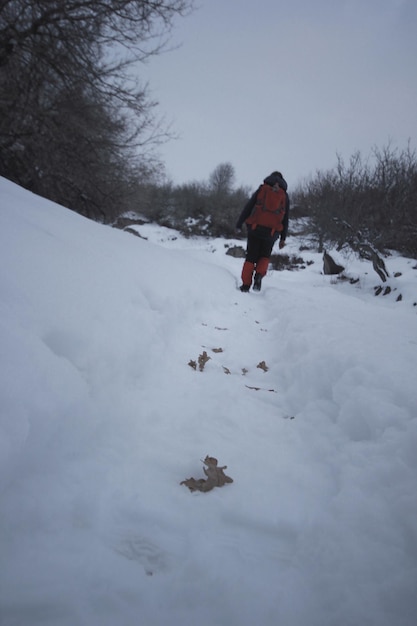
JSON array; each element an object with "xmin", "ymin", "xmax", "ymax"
[{"xmin": 236, "ymin": 171, "xmax": 290, "ymax": 291}]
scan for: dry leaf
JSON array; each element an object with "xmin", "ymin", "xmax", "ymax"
[
  {"xmin": 181, "ymin": 456, "xmax": 233, "ymax": 492},
  {"xmin": 198, "ymin": 351, "xmax": 211, "ymax": 372}
]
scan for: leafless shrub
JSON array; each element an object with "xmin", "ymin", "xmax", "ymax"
[{"xmin": 293, "ymin": 143, "xmax": 417, "ymax": 258}]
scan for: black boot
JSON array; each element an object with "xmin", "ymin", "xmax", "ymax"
[
  {"xmin": 239, "ymin": 284, "xmax": 250, "ymax": 292},
  {"xmin": 253, "ymin": 273, "xmax": 263, "ymax": 291}
]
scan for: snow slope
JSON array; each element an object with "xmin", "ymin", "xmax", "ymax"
[{"xmin": 0, "ymin": 176, "xmax": 416, "ymax": 626}]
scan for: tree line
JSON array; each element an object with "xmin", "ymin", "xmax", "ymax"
[
  {"xmin": 123, "ymin": 162, "xmax": 250, "ymax": 238},
  {"xmin": 131, "ymin": 146, "xmax": 417, "ymax": 259}
]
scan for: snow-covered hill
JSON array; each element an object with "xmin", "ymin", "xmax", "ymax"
[{"xmin": 1, "ymin": 176, "xmax": 416, "ymax": 626}]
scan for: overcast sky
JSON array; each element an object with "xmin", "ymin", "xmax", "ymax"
[{"xmin": 140, "ymin": 0, "xmax": 417, "ymax": 191}]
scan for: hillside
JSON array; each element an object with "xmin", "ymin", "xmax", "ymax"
[{"xmin": 0, "ymin": 176, "xmax": 416, "ymax": 626}]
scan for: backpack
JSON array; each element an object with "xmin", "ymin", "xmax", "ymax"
[{"xmin": 246, "ymin": 183, "xmax": 286, "ymax": 234}]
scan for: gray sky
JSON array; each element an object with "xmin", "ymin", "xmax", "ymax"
[{"xmin": 140, "ymin": 0, "xmax": 417, "ymax": 191}]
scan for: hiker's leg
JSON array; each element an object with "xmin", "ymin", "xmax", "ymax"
[
  {"xmin": 245, "ymin": 232, "xmax": 261, "ymax": 264},
  {"xmin": 254, "ymin": 239, "xmax": 274, "ymax": 276},
  {"xmin": 241, "ymin": 260, "xmax": 255, "ymax": 287},
  {"xmin": 240, "ymin": 233, "xmax": 261, "ymax": 289},
  {"xmin": 252, "ymin": 237, "xmax": 273, "ymax": 291},
  {"xmin": 255, "ymin": 256, "xmax": 270, "ymax": 277}
]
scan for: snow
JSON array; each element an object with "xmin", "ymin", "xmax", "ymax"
[{"xmin": 0, "ymin": 175, "xmax": 416, "ymax": 626}]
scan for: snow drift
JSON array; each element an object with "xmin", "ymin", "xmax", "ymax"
[{"xmin": 0, "ymin": 176, "xmax": 416, "ymax": 626}]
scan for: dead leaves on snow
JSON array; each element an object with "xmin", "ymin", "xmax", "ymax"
[
  {"xmin": 245, "ymin": 385, "xmax": 276, "ymax": 393},
  {"xmin": 188, "ymin": 349, "xmax": 275, "ymax": 391},
  {"xmin": 188, "ymin": 349, "xmax": 270, "ymax": 376},
  {"xmin": 188, "ymin": 320, "xmax": 274, "ymax": 390},
  {"xmin": 188, "ymin": 350, "xmax": 211, "ymax": 372}
]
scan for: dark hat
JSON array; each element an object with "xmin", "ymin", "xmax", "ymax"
[{"xmin": 263, "ymin": 171, "xmax": 287, "ymax": 191}]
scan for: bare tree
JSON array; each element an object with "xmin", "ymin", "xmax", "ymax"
[
  {"xmin": 0, "ymin": 0, "xmax": 194, "ymax": 220},
  {"xmin": 209, "ymin": 162, "xmax": 235, "ymax": 195}
]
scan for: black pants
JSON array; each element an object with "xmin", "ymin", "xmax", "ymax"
[{"xmin": 245, "ymin": 228, "xmax": 275, "ymax": 263}]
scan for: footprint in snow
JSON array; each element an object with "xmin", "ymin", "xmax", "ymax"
[{"xmin": 114, "ymin": 534, "xmax": 171, "ymax": 576}]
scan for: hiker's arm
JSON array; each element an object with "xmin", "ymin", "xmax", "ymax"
[
  {"xmin": 280, "ymin": 193, "xmax": 290, "ymax": 241},
  {"xmin": 236, "ymin": 189, "xmax": 258, "ymax": 229}
]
